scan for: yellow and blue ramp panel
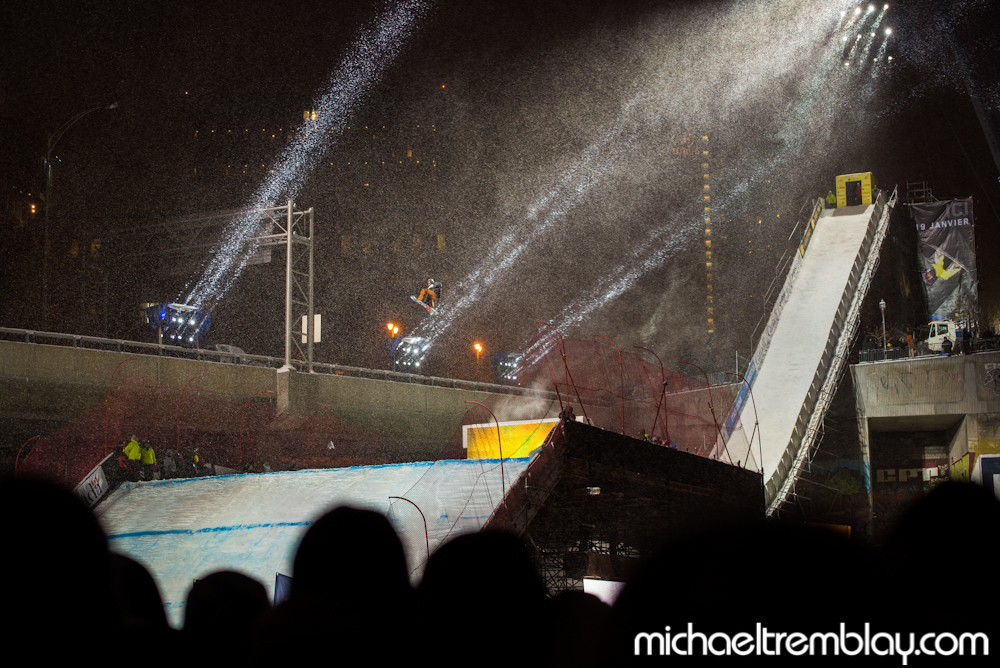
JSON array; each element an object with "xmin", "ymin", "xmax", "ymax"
[{"xmin": 463, "ymin": 418, "xmax": 560, "ymax": 459}]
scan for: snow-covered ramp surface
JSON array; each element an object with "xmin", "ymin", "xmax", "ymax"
[
  {"xmin": 99, "ymin": 458, "xmax": 527, "ymax": 627},
  {"xmin": 752, "ymin": 204, "xmax": 876, "ymax": 483}
]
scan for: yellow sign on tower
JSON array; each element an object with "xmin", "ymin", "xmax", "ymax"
[{"xmin": 835, "ymin": 172, "xmax": 875, "ymax": 208}]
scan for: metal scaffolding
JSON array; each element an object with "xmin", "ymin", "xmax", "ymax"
[
  {"xmin": 254, "ymin": 201, "xmax": 315, "ymax": 370},
  {"xmin": 102, "ymin": 201, "xmax": 317, "ymax": 369}
]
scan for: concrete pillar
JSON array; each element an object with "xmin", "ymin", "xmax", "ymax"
[
  {"xmin": 857, "ymin": 415, "xmax": 874, "ymax": 532},
  {"xmin": 947, "ymin": 415, "xmax": 970, "ymax": 466},
  {"xmin": 276, "ymin": 366, "xmax": 293, "ymax": 413}
]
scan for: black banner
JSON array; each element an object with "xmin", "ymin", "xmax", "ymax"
[{"xmin": 912, "ymin": 198, "xmax": 977, "ymax": 321}]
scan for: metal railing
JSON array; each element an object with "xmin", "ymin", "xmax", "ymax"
[
  {"xmin": 0, "ymin": 327, "xmax": 553, "ymax": 399},
  {"xmin": 857, "ymin": 348, "xmax": 910, "ymax": 363},
  {"xmin": 749, "ymin": 197, "xmax": 825, "ymax": 377}
]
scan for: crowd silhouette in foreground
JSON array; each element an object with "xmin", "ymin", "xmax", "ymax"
[{"xmin": 5, "ymin": 477, "xmax": 998, "ymax": 665}]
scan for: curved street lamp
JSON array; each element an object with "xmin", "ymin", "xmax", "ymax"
[
  {"xmin": 680, "ymin": 361, "xmax": 731, "ymax": 463},
  {"xmin": 634, "ymin": 346, "xmax": 669, "ymax": 443},
  {"xmin": 465, "ymin": 400, "xmax": 506, "ymax": 530},
  {"xmin": 534, "ymin": 322, "xmax": 590, "ymax": 424},
  {"xmin": 43, "ymin": 102, "xmax": 119, "ymax": 329},
  {"xmin": 594, "ymin": 335, "xmax": 625, "ymax": 434},
  {"xmin": 723, "ymin": 371, "xmax": 762, "ymax": 472}
]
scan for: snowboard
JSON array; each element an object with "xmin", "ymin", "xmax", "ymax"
[{"xmin": 411, "ymin": 295, "xmax": 437, "ymax": 313}]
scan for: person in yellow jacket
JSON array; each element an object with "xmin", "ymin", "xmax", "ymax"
[
  {"xmin": 121, "ymin": 436, "xmax": 142, "ymax": 481},
  {"xmin": 139, "ymin": 441, "xmax": 157, "ymax": 480},
  {"xmin": 123, "ymin": 436, "xmax": 142, "ymax": 461}
]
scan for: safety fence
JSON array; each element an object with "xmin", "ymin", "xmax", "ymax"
[{"xmin": 16, "ymin": 373, "xmax": 383, "ymax": 494}]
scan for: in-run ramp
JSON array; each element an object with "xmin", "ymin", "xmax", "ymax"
[
  {"xmin": 742, "ymin": 190, "xmax": 896, "ymax": 514},
  {"xmin": 98, "ymin": 458, "xmax": 529, "ymax": 627}
]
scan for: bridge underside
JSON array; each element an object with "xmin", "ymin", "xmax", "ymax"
[{"xmin": 852, "ymin": 352, "xmax": 1000, "ymax": 537}]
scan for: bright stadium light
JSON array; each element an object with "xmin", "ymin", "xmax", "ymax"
[
  {"xmin": 885, "ymin": 27, "xmax": 892, "ymax": 35},
  {"xmin": 855, "ymin": 7, "xmax": 862, "ymax": 14},
  {"xmin": 145, "ymin": 302, "xmax": 211, "ymax": 348}
]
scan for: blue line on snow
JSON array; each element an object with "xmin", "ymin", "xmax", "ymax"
[{"xmin": 108, "ymin": 521, "xmax": 312, "ymax": 541}]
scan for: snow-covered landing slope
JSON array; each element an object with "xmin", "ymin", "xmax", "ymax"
[
  {"xmin": 99, "ymin": 458, "xmax": 528, "ymax": 627},
  {"xmin": 752, "ymin": 204, "xmax": 875, "ymax": 483}
]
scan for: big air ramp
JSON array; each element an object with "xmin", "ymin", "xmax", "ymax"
[
  {"xmin": 749, "ymin": 189, "xmax": 896, "ymax": 514},
  {"xmin": 98, "ymin": 458, "xmax": 529, "ymax": 627}
]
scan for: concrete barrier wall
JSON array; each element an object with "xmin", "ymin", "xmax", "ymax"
[
  {"xmin": 1, "ymin": 339, "xmax": 749, "ymax": 469},
  {"xmin": 852, "ymin": 352, "xmax": 1000, "ymax": 422},
  {"xmin": 0, "ymin": 340, "xmax": 536, "ymax": 465}
]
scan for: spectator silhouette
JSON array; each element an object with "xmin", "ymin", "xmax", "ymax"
[
  {"xmin": 3, "ymin": 478, "xmax": 111, "ymax": 659},
  {"xmin": 109, "ymin": 553, "xmax": 173, "ymax": 637},
  {"xmin": 250, "ymin": 506, "xmax": 413, "ymax": 664},
  {"xmin": 612, "ymin": 520, "xmax": 867, "ymax": 657},
  {"xmin": 877, "ymin": 481, "xmax": 1000, "ymax": 635},
  {"xmin": 545, "ymin": 590, "xmax": 615, "ymax": 667},
  {"xmin": 184, "ymin": 571, "xmax": 270, "ymax": 667},
  {"xmin": 419, "ymin": 531, "xmax": 549, "ymax": 664}
]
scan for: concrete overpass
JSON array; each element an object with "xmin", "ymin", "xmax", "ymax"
[
  {"xmin": 0, "ymin": 331, "xmax": 557, "ymax": 471},
  {"xmin": 852, "ymin": 351, "xmax": 1000, "ymax": 482}
]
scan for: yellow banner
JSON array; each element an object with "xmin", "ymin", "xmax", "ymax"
[{"xmin": 464, "ymin": 419, "xmax": 559, "ymax": 459}]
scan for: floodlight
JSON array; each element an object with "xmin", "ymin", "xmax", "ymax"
[
  {"xmin": 489, "ymin": 352, "xmax": 524, "ymax": 385},
  {"xmin": 885, "ymin": 28, "xmax": 891, "ymax": 35},
  {"xmin": 145, "ymin": 302, "xmax": 211, "ymax": 348}
]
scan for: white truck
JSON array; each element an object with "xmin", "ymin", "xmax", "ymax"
[{"xmin": 926, "ymin": 320, "xmax": 957, "ymax": 353}]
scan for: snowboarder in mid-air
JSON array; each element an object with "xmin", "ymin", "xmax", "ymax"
[{"xmin": 412, "ymin": 278, "xmax": 441, "ymax": 312}]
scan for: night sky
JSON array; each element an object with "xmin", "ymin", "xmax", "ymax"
[{"xmin": 2, "ymin": 0, "xmax": 998, "ymax": 377}]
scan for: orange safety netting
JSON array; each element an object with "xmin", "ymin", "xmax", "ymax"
[
  {"xmin": 453, "ymin": 335, "xmax": 758, "ymax": 470},
  {"xmin": 17, "ymin": 374, "xmax": 382, "ymax": 486}
]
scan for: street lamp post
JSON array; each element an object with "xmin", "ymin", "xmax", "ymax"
[
  {"xmin": 879, "ymin": 299, "xmax": 887, "ymax": 358},
  {"xmin": 42, "ymin": 102, "xmax": 118, "ymax": 330},
  {"xmin": 386, "ymin": 323, "xmax": 400, "ymax": 371}
]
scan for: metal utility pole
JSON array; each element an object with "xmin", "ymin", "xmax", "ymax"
[
  {"xmin": 880, "ymin": 299, "xmax": 887, "ymax": 356},
  {"xmin": 254, "ymin": 201, "xmax": 315, "ymax": 370}
]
